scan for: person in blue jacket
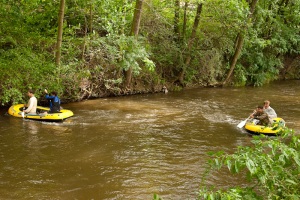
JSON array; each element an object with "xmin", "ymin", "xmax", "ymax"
[{"xmin": 44, "ymin": 89, "xmax": 61, "ymax": 113}]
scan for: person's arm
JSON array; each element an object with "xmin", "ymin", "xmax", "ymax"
[
  {"xmin": 44, "ymin": 89, "xmax": 54, "ymax": 100},
  {"xmin": 252, "ymin": 110, "xmax": 260, "ymax": 118},
  {"xmin": 255, "ymin": 112, "xmax": 268, "ymax": 120},
  {"xmin": 250, "ymin": 109, "xmax": 257, "ymax": 118},
  {"xmin": 45, "ymin": 94, "xmax": 55, "ymax": 100},
  {"xmin": 24, "ymin": 98, "xmax": 33, "ymax": 113},
  {"xmin": 268, "ymin": 109, "xmax": 277, "ymax": 118}
]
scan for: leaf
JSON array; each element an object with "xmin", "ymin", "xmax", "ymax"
[
  {"xmin": 293, "ymin": 156, "xmax": 300, "ymax": 167},
  {"xmin": 286, "ymin": 179, "xmax": 297, "ymax": 185},
  {"xmin": 246, "ymin": 159, "xmax": 256, "ymax": 174},
  {"xmin": 234, "ymin": 161, "xmax": 240, "ymax": 173},
  {"xmin": 226, "ymin": 159, "xmax": 232, "ymax": 171}
]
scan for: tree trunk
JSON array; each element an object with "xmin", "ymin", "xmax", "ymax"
[
  {"xmin": 131, "ymin": 0, "xmax": 143, "ymax": 36},
  {"xmin": 124, "ymin": 0, "xmax": 143, "ymax": 88},
  {"xmin": 178, "ymin": 3, "xmax": 203, "ymax": 85},
  {"xmin": 174, "ymin": 0, "xmax": 180, "ymax": 42},
  {"xmin": 182, "ymin": 1, "xmax": 188, "ymax": 40},
  {"xmin": 55, "ymin": 0, "xmax": 65, "ymax": 66},
  {"xmin": 222, "ymin": 0, "xmax": 258, "ymax": 86},
  {"xmin": 222, "ymin": 33, "xmax": 244, "ymax": 85}
]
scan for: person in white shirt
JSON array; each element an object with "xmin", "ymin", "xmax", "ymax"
[
  {"xmin": 263, "ymin": 100, "xmax": 277, "ymax": 119},
  {"xmin": 24, "ymin": 89, "xmax": 37, "ymax": 114}
]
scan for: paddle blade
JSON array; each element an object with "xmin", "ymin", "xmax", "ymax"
[{"xmin": 237, "ymin": 120, "xmax": 246, "ymax": 128}]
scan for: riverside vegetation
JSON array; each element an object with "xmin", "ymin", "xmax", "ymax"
[{"xmin": 0, "ymin": 0, "xmax": 299, "ymax": 106}]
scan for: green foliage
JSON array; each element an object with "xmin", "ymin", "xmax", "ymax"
[
  {"xmin": 153, "ymin": 194, "xmax": 163, "ymax": 200},
  {"xmin": 191, "ymin": 48, "xmax": 225, "ymax": 85},
  {"xmin": 0, "ymin": 46, "xmax": 53, "ymax": 105},
  {"xmin": 233, "ymin": 64, "xmax": 247, "ymax": 86},
  {"xmin": 115, "ymin": 35, "xmax": 152, "ymax": 74},
  {"xmin": 238, "ymin": 0, "xmax": 300, "ymax": 86},
  {"xmin": 141, "ymin": 1, "xmax": 184, "ymax": 81},
  {"xmin": 94, "ymin": 0, "xmax": 134, "ymax": 35},
  {"xmin": 1, "ymin": 0, "xmax": 300, "ymax": 106},
  {"xmin": 199, "ymin": 128, "xmax": 300, "ymax": 199},
  {"xmin": 96, "ymin": 34, "xmax": 155, "ymax": 76}
]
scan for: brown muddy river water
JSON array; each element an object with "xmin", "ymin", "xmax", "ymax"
[{"xmin": 0, "ymin": 80, "xmax": 299, "ymax": 199}]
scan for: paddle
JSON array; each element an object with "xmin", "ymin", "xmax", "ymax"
[
  {"xmin": 237, "ymin": 112, "xmax": 255, "ymax": 128},
  {"xmin": 21, "ymin": 104, "xmax": 25, "ymax": 118}
]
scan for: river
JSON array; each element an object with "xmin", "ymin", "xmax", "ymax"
[{"xmin": 0, "ymin": 80, "xmax": 299, "ymax": 200}]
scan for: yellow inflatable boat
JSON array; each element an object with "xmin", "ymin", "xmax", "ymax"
[
  {"xmin": 244, "ymin": 117, "xmax": 285, "ymax": 135},
  {"xmin": 8, "ymin": 104, "xmax": 74, "ymax": 122}
]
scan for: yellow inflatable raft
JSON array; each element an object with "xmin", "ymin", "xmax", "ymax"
[
  {"xmin": 244, "ymin": 117, "xmax": 285, "ymax": 135},
  {"xmin": 8, "ymin": 104, "xmax": 74, "ymax": 122}
]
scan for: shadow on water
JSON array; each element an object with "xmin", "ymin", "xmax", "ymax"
[{"xmin": 0, "ymin": 80, "xmax": 299, "ymax": 199}]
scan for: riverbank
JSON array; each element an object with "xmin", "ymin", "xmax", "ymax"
[{"xmin": 1, "ymin": 77, "xmax": 299, "ymax": 110}]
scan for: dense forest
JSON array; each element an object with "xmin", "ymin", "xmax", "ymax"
[{"xmin": 1, "ymin": 0, "xmax": 300, "ymax": 106}]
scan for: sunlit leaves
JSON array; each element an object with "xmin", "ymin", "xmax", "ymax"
[
  {"xmin": 143, "ymin": 57, "xmax": 155, "ymax": 72},
  {"xmin": 113, "ymin": 35, "xmax": 154, "ymax": 75},
  {"xmin": 95, "ymin": 0, "xmax": 134, "ymax": 35}
]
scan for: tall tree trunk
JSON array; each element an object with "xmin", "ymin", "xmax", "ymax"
[
  {"xmin": 174, "ymin": 0, "xmax": 180, "ymax": 42},
  {"xmin": 124, "ymin": 0, "xmax": 143, "ymax": 88},
  {"xmin": 55, "ymin": 0, "xmax": 65, "ymax": 66},
  {"xmin": 222, "ymin": 0, "xmax": 258, "ymax": 85},
  {"xmin": 178, "ymin": 3, "xmax": 202, "ymax": 85},
  {"xmin": 182, "ymin": 1, "xmax": 188, "ymax": 40},
  {"xmin": 131, "ymin": 0, "xmax": 143, "ymax": 36}
]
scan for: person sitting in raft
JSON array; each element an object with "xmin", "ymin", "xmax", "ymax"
[
  {"xmin": 24, "ymin": 89, "xmax": 38, "ymax": 115},
  {"xmin": 44, "ymin": 89, "xmax": 61, "ymax": 113},
  {"xmin": 263, "ymin": 100, "xmax": 277, "ymax": 119},
  {"xmin": 250, "ymin": 105, "xmax": 271, "ymax": 126}
]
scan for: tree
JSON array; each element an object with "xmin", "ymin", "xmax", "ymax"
[
  {"xmin": 124, "ymin": 0, "xmax": 144, "ymax": 88},
  {"xmin": 222, "ymin": 0, "xmax": 258, "ymax": 86},
  {"xmin": 182, "ymin": 1, "xmax": 189, "ymax": 40},
  {"xmin": 55, "ymin": 0, "xmax": 65, "ymax": 66},
  {"xmin": 178, "ymin": 3, "xmax": 203, "ymax": 86},
  {"xmin": 174, "ymin": 0, "xmax": 180, "ymax": 42}
]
